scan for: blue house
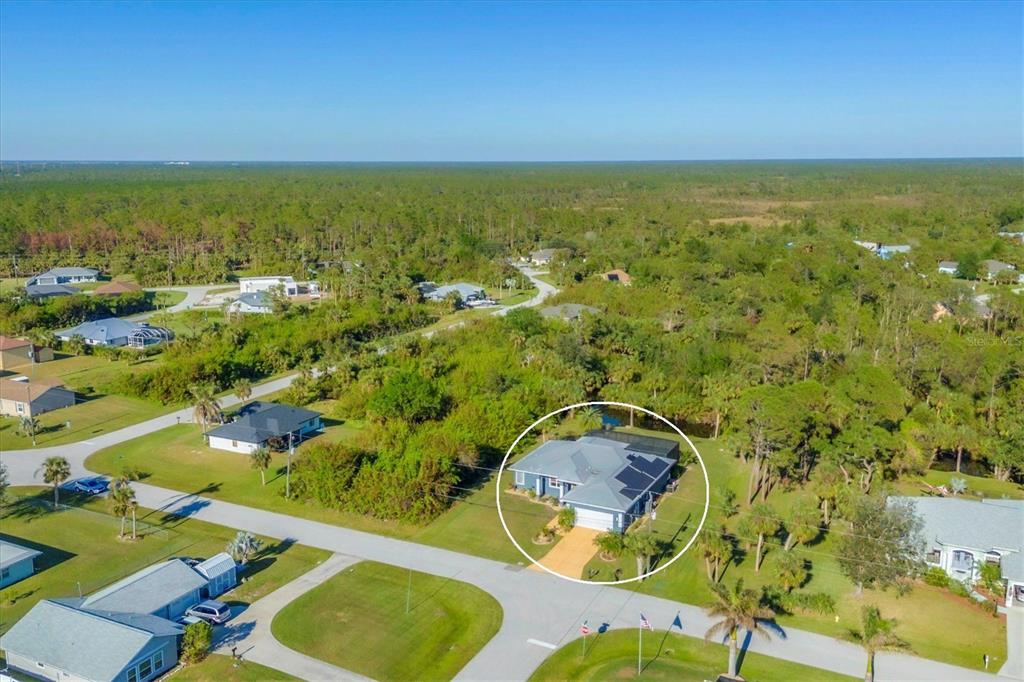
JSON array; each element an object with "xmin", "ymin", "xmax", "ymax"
[
  {"xmin": 0, "ymin": 539, "xmax": 43, "ymax": 588},
  {"xmin": 510, "ymin": 431, "xmax": 678, "ymax": 532}
]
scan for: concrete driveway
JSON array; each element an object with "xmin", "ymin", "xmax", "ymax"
[
  {"xmin": 529, "ymin": 526, "xmax": 601, "ymax": 579},
  {"xmin": 999, "ymin": 606, "xmax": 1023, "ymax": 679}
]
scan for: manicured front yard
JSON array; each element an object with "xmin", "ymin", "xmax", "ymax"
[
  {"xmin": 528, "ymin": 629, "xmax": 855, "ymax": 681},
  {"xmin": 170, "ymin": 655, "xmax": 298, "ymax": 681},
  {"xmin": 0, "ymin": 487, "xmax": 329, "ymax": 634},
  {"xmin": 272, "ymin": 561, "xmax": 502, "ymax": 682}
]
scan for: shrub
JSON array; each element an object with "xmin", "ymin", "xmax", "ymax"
[
  {"xmin": 181, "ymin": 620, "xmax": 213, "ymax": 664},
  {"xmin": 923, "ymin": 566, "xmax": 949, "ymax": 588},
  {"xmin": 980, "ymin": 562, "xmax": 1005, "ymax": 594},
  {"xmin": 557, "ymin": 507, "xmax": 576, "ymax": 531}
]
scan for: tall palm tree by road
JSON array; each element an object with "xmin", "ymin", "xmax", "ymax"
[
  {"xmin": 17, "ymin": 416, "xmax": 41, "ymax": 446},
  {"xmin": 249, "ymin": 445, "xmax": 271, "ymax": 486},
  {"xmin": 233, "ymin": 378, "xmax": 252, "ymax": 404},
  {"xmin": 845, "ymin": 605, "xmax": 909, "ymax": 682},
  {"xmin": 704, "ymin": 579, "xmax": 778, "ymax": 679},
  {"xmin": 110, "ymin": 479, "xmax": 138, "ymax": 539},
  {"xmin": 190, "ymin": 383, "xmax": 222, "ymax": 433},
  {"xmin": 40, "ymin": 456, "xmax": 71, "ymax": 507}
]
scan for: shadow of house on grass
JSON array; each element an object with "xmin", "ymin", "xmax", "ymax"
[{"xmin": 0, "ymin": 532, "xmax": 75, "ymax": 576}]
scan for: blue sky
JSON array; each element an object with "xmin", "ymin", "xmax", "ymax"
[{"xmin": 1, "ymin": 1, "xmax": 1021, "ymax": 161}]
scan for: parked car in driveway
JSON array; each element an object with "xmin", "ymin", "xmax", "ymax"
[
  {"xmin": 186, "ymin": 600, "xmax": 232, "ymax": 624},
  {"xmin": 70, "ymin": 477, "xmax": 109, "ymax": 495}
]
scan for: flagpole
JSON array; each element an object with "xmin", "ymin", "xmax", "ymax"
[{"xmin": 638, "ymin": 623, "xmax": 642, "ymax": 676}]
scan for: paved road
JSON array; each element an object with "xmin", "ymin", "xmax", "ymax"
[
  {"xmin": 215, "ymin": 553, "xmax": 370, "ymax": 681},
  {"xmin": 0, "ymin": 267, "xmax": 1000, "ymax": 681},
  {"xmin": 132, "ymin": 284, "xmax": 225, "ymax": 320}
]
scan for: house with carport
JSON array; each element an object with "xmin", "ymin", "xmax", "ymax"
[{"xmin": 510, "ymin": 431, "xmax": 679, "ymax": 532}]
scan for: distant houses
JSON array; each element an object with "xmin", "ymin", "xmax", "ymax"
[
  {"xmin": 416, "ymin": 281, "xmax": 490, "ymax": 306},
  {"xmin": 599, "ymin": 269, "xmax": 632, "ymax": 285},
  {"xmin": 239, "ymin": 276, "xmax": 298, "ymax": 297},
  {"xmin": 936, "ymin": 259, "xmax": 1022, "ymax": 283},
  {"xmin": 0, "ymin": 377, "xmax": 76, "ymax": 418},
  {"xmin": 227, "ymin": 291, "xmax": 273, "ymax": 315},
  {"xmin": 0, "ymin": 335, "xmax": 53, "ymax": 370},
  {"xmin": 56, "ymin": 318, "xmax": 174, "ymax": 349},
  {"xmin": 854, "ymin": 240, "xmax": 912, "ymax": 259},
  {"xmin": 0, "ymin": 553, "xmax": 238, "ymax": 682},
  {"xmin": 206, "ymin": 401, "xmax": 323, "ymax": 454},
  {"xmin": 998, "ymin": 231, "xmax": 1024, "ymax": 244},
  {"xmin": 529, "ymin": 248, "xmax": 563, "ymax": 266},
  {"xmin": 25, "ymin": 283, "xmax": 81, "ymax": 299},
  {"xmin": 0, "ymin": 539, "xmax": 43, "ymax": 588},
  {"xmin": 26, "ymin": 267, "xmax": 99, "ymax": 286},
  {"xmin": 937, "ymin": 261, "xmax": 959, "ymax": 276},
  {"xmin": 890, "ymin": 496, "xmax": 1024, "ymax": 608}
]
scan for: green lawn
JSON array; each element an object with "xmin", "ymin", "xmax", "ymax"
[
  {"xmin": 170, "ymin": 655, "xmax": 298, "ymax": 681},
  {"xmin": 893, "ymin": 469, "xmax": 1024, "ymax": 500},
  {"xmin": 0, "ymin": 487, "xmax": 330, "ymax": 635},
  {"xmin": 152, "ymin": 290, "xmax": 188, "ymax": 308},
  {"xmin": 528, "ymin": 630, "xmax": 855, "ymax": 681},
  {"xmin": 271, "ymin": 561, "xmax": 502, "ymax": 682}
]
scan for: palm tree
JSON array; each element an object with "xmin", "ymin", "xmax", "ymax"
[
  {"xmin": 593, "ymin": 531, "xmax": 627, "ymax": 561},
  {"xmin": 624, "ymin": 531, "xmax": 663, "ymax": 579},
  {"xmin": 740, "ymin": 502, "xmax": 780, "ymax": 572},
  {"xmin": 250, "ymin": 445, "xmax": 272, "ymax": 486},
  {"xmin": 783, "ymin": 500, "xmax": 822, "ymax": 550},
  {"xmin": 41, "ymin": 456, "xmax": 70, "ymax": 507},
  {"xmin": 110, "ymin": 480, "xmax": 138, "ymax": 539},
  {"xmin": 233, "ymin": 378, "xmax": 252, "ymax": 404},
  {"xmin": 774, "ymin": 550, "xmax": 807, "ymax": 592},
  {"xmin": 227, "ymin": 530, "xmax": 263, "ymax": 565},
  {"xmin": 578, "ymin": 406, "xmax": 602, "ymax": 431},
  {"xmin": 0, "ymin": 462, "xmax": 9, "ymax": 506},
  {"xmin": 697, "ymin": 525, "xmax": 733, "ymax": 582},
  {"xmin": 845, "ymin": 605, "xmax": 909, "ymax": 682},
  {"xmin": 17, "ymin": 416, "xmax": 41, "ymax": 446},
  {"xmin": 704, "ymin": 579, "xmax": 777, "ymax": 679},
  {"xmin": 190, "ymin": 383, "xmax": 222, "ymax": 433}
]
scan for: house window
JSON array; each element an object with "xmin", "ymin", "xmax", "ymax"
[
  {"xmin": 127, "ymin": 668, "xmax": 139, "ymax": 682},
  {"xmin": 139, "ymin": 658, "xmax": 152, "ymax": 679},
  {"xmin": 1, "ymin": 567, "xmax": 9, "ymax": 580},
  {"xmin": 985, "ymin": 552, "xmax": 1001, "ymax": 565},
  {"xmin": 548, "ymin": 477, "xmax": 559, "ymax": 486},
  {"xmin": 515, "ymin": 471, "xmax": 525, "ymax": 485},
  {"xmin": 951, "ymin": 550, "xmax": 973, "ymax": 570},
  {"xmin": 232, "ymin": 440, "xmax": 238, "ymax": 447},
  {"xmin": 16, "ymin": 402, "xmax": 24, "ymax": 413},
  {"xmin": 153, "ymin": 651, "xmax": 164, "ymax": 672},
  {"xmin": 926, "ymin": 549, "xmax": 941, "ymax": 565}
]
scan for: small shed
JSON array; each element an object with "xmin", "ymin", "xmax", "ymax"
[{"xmin": 195, "ymin": 552, "xmax": 238, "ymax": 597}]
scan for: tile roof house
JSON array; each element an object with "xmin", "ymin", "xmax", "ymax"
[
  {"xmin": 25, "ymin": 283, "xmax": 81, "ymax": 299},
  {"xmin": 0, "ymin": 539, "xmax": 43, "ymax": 588},
  {"xmin": 206, "ymin": 401, "xmax": 323, "ymax": 454},
  {"xmin": 0, "ymin": 553, "xmax": 237, "ymax": 682},
  {"xmin": 0, "ymin": 335, "xmax": 53, "ymax": 370},
  {"xmin": 890, "ymin": 496, "xmax": 1024, "ymax": 608},
  {"xmin": 227, "ymin": 291, "xmax": 273, "ymax": 314},
  {"xmin": 510, "ymin": 431, "xmax": 679, "ymax": 532},
  {"xmin": 26, "ymin": 267, "xmax": 99, "ymax": 286},
  {"xmin": 94, "ymin": 281, "xmax": 143, "ymax": 295},
  {"xmin": 0, "ymin": 377, "xmax": 75, "ymax": 418}
]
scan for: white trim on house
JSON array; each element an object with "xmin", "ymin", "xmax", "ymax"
[{"xmin": 207, "ymin": 436, "xmax": 259, "ymax": 454}]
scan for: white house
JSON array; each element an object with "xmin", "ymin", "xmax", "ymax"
[
  {"xmin": 238, "ymin": 276, "xmax": 298, "ymax": 297},
  {"xmin": 206, "ymin": 401, "xmax": 323, "ymax": 454},
  {"xmin": 891, "ymin": 496, "xmax": 1024, "ymax": 608},
  {"xmin": 227, "ymin": 291, "xmax": 273, "ymax": 314},
  {"xmin": 938, "ymin": 261, "xmax": 959, "ymax": 275},
  {"xmin": 26, "ymin": 267, "xmax": 99, "ymax": 286}
]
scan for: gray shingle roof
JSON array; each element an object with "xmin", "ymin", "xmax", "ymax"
[
  {"xmin": 421, "ymin": 282, "xmax": 484, "ymax": 301},
  {"xmin": 57, "ymin": 317, "xmax": 141, "ymax": 343},
  {"xmin": 511, "ymin": 435, "xmax": 675, "ymax": 512},
  {"xmin": 82, "ymin": 559, "xmax": 208, "ymax": 614},
  {"xmin": 206, "ymin": 401, "xmax": 321, "ymax": 444},
  {"xmin": 892, "ymin": 496, "xmax": 1024, "ymax": 579},
  {"xmin": 540, "ymin": 304, "xmax": 600, "ymax": 321},
  {"xmin": 25, "ymin": 284, "xmax": 80, "ymax": 298},
  {"xmin": 0, "ymin": 539, "xmax": 43, "ymax": 570},
  {"xmin": 39, "ymin": 267, "xmax": 100, "ymax": 278},
  {"xmin": 0, "ymin": 600, "xmax": 178, "ymax": 681}
]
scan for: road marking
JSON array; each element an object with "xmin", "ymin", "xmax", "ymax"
[{"xmin": 526, "ymin": 639, "xmax": 557, "ymax": 650}]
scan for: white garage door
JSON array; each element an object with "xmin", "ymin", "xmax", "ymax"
[{"xmin": 574, "ymin": 507, "xmax": 616, "ymax": 531}]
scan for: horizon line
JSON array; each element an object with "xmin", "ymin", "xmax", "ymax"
[{"xmin": 1, "ymin": 156, "xmax": 1023, "ymax": 165}]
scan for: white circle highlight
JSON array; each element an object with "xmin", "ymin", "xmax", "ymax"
[{"xmin": 495, "ymin": 400, "xmax": 710, "ymax": 585}]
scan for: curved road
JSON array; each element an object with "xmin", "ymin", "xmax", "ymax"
[{"xmin": 0, "ymin": 267, "xmax": 997, "ymax": 682}]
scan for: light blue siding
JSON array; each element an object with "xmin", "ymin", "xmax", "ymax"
[{"xmin": 0, "ymin": 557, "xmax": 36, "ymax": 588}]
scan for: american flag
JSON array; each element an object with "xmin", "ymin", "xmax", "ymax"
[
  {"xmin": 640, "ymin": 613, "xmax": 653, "ymax": 631},
  {"xmin": 580, "ymin": 621, "xmax": 590, "ymax": 636}
]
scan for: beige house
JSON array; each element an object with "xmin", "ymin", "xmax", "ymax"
[
  {"xmin": 0, "ymin": 377, "xmax": 75, "ymax": 418},
  {"xmin": 0, "ymin": 336, "xmax": 53, "ymax": 370}
]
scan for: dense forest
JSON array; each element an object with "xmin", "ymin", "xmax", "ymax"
[{"xmin": 2, "ymin": 161, "xmax": 1022, "ymax": 521}]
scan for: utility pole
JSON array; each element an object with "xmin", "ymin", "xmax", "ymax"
[{"xmin": 285, "ymin": 431, "xmax": 294, "ymax": 498}]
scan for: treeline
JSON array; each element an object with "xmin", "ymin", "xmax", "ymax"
[{"xmin": 0, "ymin": 291, "xmax": 157, "ymax": 337}]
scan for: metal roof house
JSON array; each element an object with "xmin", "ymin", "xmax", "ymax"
[
  {"xmin": 56, "ymin": 318, "xmax": 173, "ymax": 348},
  {"xmin": 206, "ymin": 401, "xmax": 323, "ymax": 454},
  {"xmin": 510, "ymin": 432, "xmax": 679, "ymax": 532},
  {"xmin": 0, "ymin": 554, "xmax": 237, "ymax": 682},
  {"xmin": 0, "ymin": 539, "xmax": 43, "ymax": 588},
  {"xmin": 26, "ymin": 267, "xmax": 99, "ymax": 286},
  {"xmin": 938, "ymin": 260, "xmax": 959, "ymax": 275},
  {"xmin": 890, "ymin": 496, "xmax": 1024, "ymax": 608},
  {"xmin": 238, "ymin": 275, "xmax": 298, "ymax": 296}
]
